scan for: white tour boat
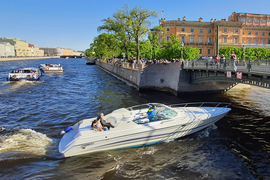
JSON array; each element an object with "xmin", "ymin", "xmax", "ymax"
[
  {"xmin": 39, "ymin": 63, "xmax": 64, "ymax": 73},
  {"xmin": 7, "ymin": 68, "xmax": 42, "ymax": 81},
  {"xmin": 59, "ymin": 102, "xmax": 231, "ymax": 157}
]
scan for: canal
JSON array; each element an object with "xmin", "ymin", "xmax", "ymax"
[{"xmin": 0, "ymin": 58, "xmax": 269, "ymax": 179}]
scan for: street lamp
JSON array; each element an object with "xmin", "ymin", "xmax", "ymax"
[
  {"xmin": 92, "ymin": 52, "xmax": 95, "ymax": 56},
  {"xmin": 122, "ymin": 52, "xmax": 125, "ymax": 61},
  {"xmin": 243, "ymin": 46, "xmax": 246, "ymax": 61},
  {"xmin": 181, "ymin": 41, "xmax": 184, "ymax": 60}
]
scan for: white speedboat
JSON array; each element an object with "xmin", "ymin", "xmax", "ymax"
[
  {"xmin": 7, "ymin": 68, "xmax": 42, "ymax": 81},
  {"xmin": 59, "ymin": 102, "xmax": 231, "ymax": 157},
  {"xmin": 39, "ymin": 63, "xmax": 64, "ymax": 73}
]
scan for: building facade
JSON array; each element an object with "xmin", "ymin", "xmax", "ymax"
[
  {"xmin": 63, "ymin": 48, "xmax": 73, "ymax": 56},
  {"xmin": 159, "ymin": 12, "xmax": 270, "ymax": 56},
  {"xmin": 0, "ymin": 42, "xmax": 15, "ymax": 57},
  {"xmin": 28, "ymin": 44, "xmax": 44, "ymax": 57},
  {"xmin": 40, "ymin": 47, "xmax": 64, "ymax": 56},
  {"xmin": 0, "ymin": 37, "xmax": 29, "ymax": 56}
]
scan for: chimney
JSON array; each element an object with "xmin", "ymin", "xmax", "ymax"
[
  {"xmin": 183, "ymin": 16, "xmax": 186, "ymax": 21},
  {"xmin": 210, "ymin": 19, "xmax": 213, "ymax": 23},
  {"xmin": 199, "ymin": 17, "xmax": 203, "ymax": 22},
  {"xmin": 214, "ymin": 19, "xmax": 217, "ymax": 22},
  {"xmin": 178, "ymin": 18, "xmax": 180, "ymax": 21}
]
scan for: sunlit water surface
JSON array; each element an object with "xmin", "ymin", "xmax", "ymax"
[{"xmin": 0, "ymin": 58, "xmax": 269, "ymax": 180}]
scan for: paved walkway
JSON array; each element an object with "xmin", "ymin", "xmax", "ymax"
[{"xmin": 0, "ymin": 56, "xmax": 60, "ymax": 62}]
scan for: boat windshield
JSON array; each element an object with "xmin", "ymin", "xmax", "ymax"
[{"xmin": 132, "ymin": 106, "xmax": 177, "ymax": 124}]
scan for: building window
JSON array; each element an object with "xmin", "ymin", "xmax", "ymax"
[
  {"xmin": 207, "ymin": 49, "xmax": 211, "ymax": 55},
  {"xmin": 181, "ymin": 28, "xmax": 185, "ymax": 32},
  {"xmin": 262, "ymin": 32, "xmax": 265, "ymax": 36},
  {"xmin": 208, "ymin": 37, "xmax": 212, "ymax": 43},
  {"xmin": 166, "ymin": 36, "xmax": 170, "ymax": 41},
  {"xmin": 261, "ymin": 39, "xmax": 265, "ymax": 44},
  {"xmin": 223, "ymin": 28, "xmax": 227, "ymax": 32},
  {"xmin": 234, "ymin": 37, "xmax": 238, "ymax": 43},
  {"xmin": 208, "ymin": 29, "xmax": 211, "ymax": 33},
  {"xmin": 248, "ymin": 39, "xmax": 251, "ymax": 44},
  {"xmin": 190, "ymin": 28, "xmax": 194, "ymax": 32},
  {"xmin": 167, "ymin": 28, "xmax": 170, "ymax": 32},
  {"xmin": 255, "ymin": 32, "xmax": 258, "ymax": 35},
  {"xmin": 199, "ymin": 37, "xmax": 203, "ymax": 43},
  {"xmin": 268, "ymin": 39, "xmax": 270, "ymax": 44},
  {"xmin": 223, "ymin": 37, "xmax": 227, "ymax": 43},
  {"xmin": 190, "ymin": 36, "xmax": 194, "ymax": 42},
  {"xmin": 255, "ymin": 39, "xmax": 258, "ymax": 44},
  {"xmin": 181, "ymin": 36, "xmax": 185, "ymax": 42},
  {"xmin": 248, "ymin": 31, "xmax": 251, "ymax": 35},
  {"xmin": 234, "ymin": 29, "xmax": 239, "ymax": 33},
  {"xmin": 199, "ymin": 29, "xmax": 203, "ymax": 33},
  {"xmin": 199, "ymin": 49, "xmax": 202, "ymax": 54}
]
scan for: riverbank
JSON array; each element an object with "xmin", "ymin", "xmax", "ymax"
[{"xmin": 0, "ymin": 56, "xmax": 60, "ymax": 62}]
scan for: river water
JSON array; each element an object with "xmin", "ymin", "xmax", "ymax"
[{"xmin": 0, "ymin": 58, "xmax": 269, "ymax": 180}]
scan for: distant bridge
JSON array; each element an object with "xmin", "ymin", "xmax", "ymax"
[
  {"xmin": 183, "ymin": 59, "xmax": 270, "ymax": 90},
  {"xmin": 60, "ymin": 55, "xmax": 84, "ymax": 58}
]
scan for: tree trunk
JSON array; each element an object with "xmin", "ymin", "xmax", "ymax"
[{"xmin": 136, "ymin": 38, "xmax": 140, "ymax": 64}]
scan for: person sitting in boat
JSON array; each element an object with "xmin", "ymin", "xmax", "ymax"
[
  {"xmin": 97, "ymin": 113, "xmax": 115, "ymax": 130},
  {"xmin": 147, "ymin": 105, "xmax": 156, "ymax": 121},
  {"xmin": 91, "ymin": 119, "xmax": 103, "ymax": 131}
]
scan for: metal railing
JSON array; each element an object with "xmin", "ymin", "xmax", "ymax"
[
  {"xmin": 183, "ymin": 58, "xmax": 270, "ymax": 75},
  {"xmin": 170, "ymin": 102, "xmax": 231, "ymax": 108}
]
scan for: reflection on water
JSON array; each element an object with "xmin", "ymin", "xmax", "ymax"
[{"xmin": 0, "ymin": 58, "xmax": 269, "ymax": 179}]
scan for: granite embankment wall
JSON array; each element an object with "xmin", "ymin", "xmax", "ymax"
[{"xmin": 96, "ymin": 61, "xmax": 236, "ymax": 96}]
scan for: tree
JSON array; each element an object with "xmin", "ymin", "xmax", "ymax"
[
  {"xmin": 90, "ymin": 33, "xmax": 119, "ymax": 59},
  {"xmin": 126, "ymin": 6, "xmax": 158, "ymax": 62},
  {"xmin": 148, "ymin": 26, "xmax": 164, "ymax": 59},
  {"xmin": 98, "ymin": 5, "xmax": 158, "ymax": 62}
]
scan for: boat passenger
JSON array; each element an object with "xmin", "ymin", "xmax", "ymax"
[
  {"xmin": 91, "ymin": 119, "xmax": 103, "ymax": 131},
  {"xmin": 97, "ymin": 113, "xmax": 115, "ymax": 130},
  {"xmin": 147, "ymin": 105, "xmax": 156, "ymax": 121}
]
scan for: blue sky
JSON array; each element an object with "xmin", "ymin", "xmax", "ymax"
[{"xmin": 1, "ymin": 0, "xmax": 269, "ymax": 51}]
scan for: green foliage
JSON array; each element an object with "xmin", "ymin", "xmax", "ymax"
[
  {"xmin": 183, "ymin": 46, "xmax": 200, "ymax": 60},
  {"xmin": 89, "ymin": 33, "xmax": 120, "ymax": 59},
  {"xmin": 97, "ymin": 5, "xmax": 158, "ymax": 61},
  {"xmin": 219, "ymin": 46, "xmax": 270, "ymax": 60}
]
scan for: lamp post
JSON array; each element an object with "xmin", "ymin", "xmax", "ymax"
[
  {"xmin": 243, "ymin": 46, "xmax": 246, "ymax": 61},
  {"xmin": 181, "ymin": 41, "xmax": 184, "ymax": 60},
  {"xmin": 122, "ymin": 52, "xmax": 125, "ymax": 61}
]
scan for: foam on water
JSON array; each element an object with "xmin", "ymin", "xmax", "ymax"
[{"xmin": 0, "ymin": 129, "xmax": 52, "ymax": 156}]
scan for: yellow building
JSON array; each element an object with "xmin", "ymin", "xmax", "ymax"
[
  {"xmin": 63, "ymin": 48, "xmax": 73, "ymax": 56},
  {"xmin": 159, "ymin": 12, "xmax": 270, "ymax": 57}
]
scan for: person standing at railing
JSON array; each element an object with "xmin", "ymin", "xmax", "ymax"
[
  {"xmin": 220, "ymin": 54, "xmax": 226, "ymax": 68},
  {"xmin": 230, "ymin": 51, "xmax": 238, "ymax": 66},
  {"xmin": 215, "ymin": 55, "xmax": 220, "ymax": 68}
]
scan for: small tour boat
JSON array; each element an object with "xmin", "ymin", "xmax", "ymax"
[
  {"xmin": 39, "ymin": 63, "xmax": 64, "ymax": 73},
  {"xmin": 59, "ymin": 102, "xmax": 231, "ymax": 157},
  {"xmin": 7, "ymin": 68, "xmax": 42, "ymax": 81},
  {"xmin": 85, "ymin": 57, "xmax": 95, "ymax": 65}
]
